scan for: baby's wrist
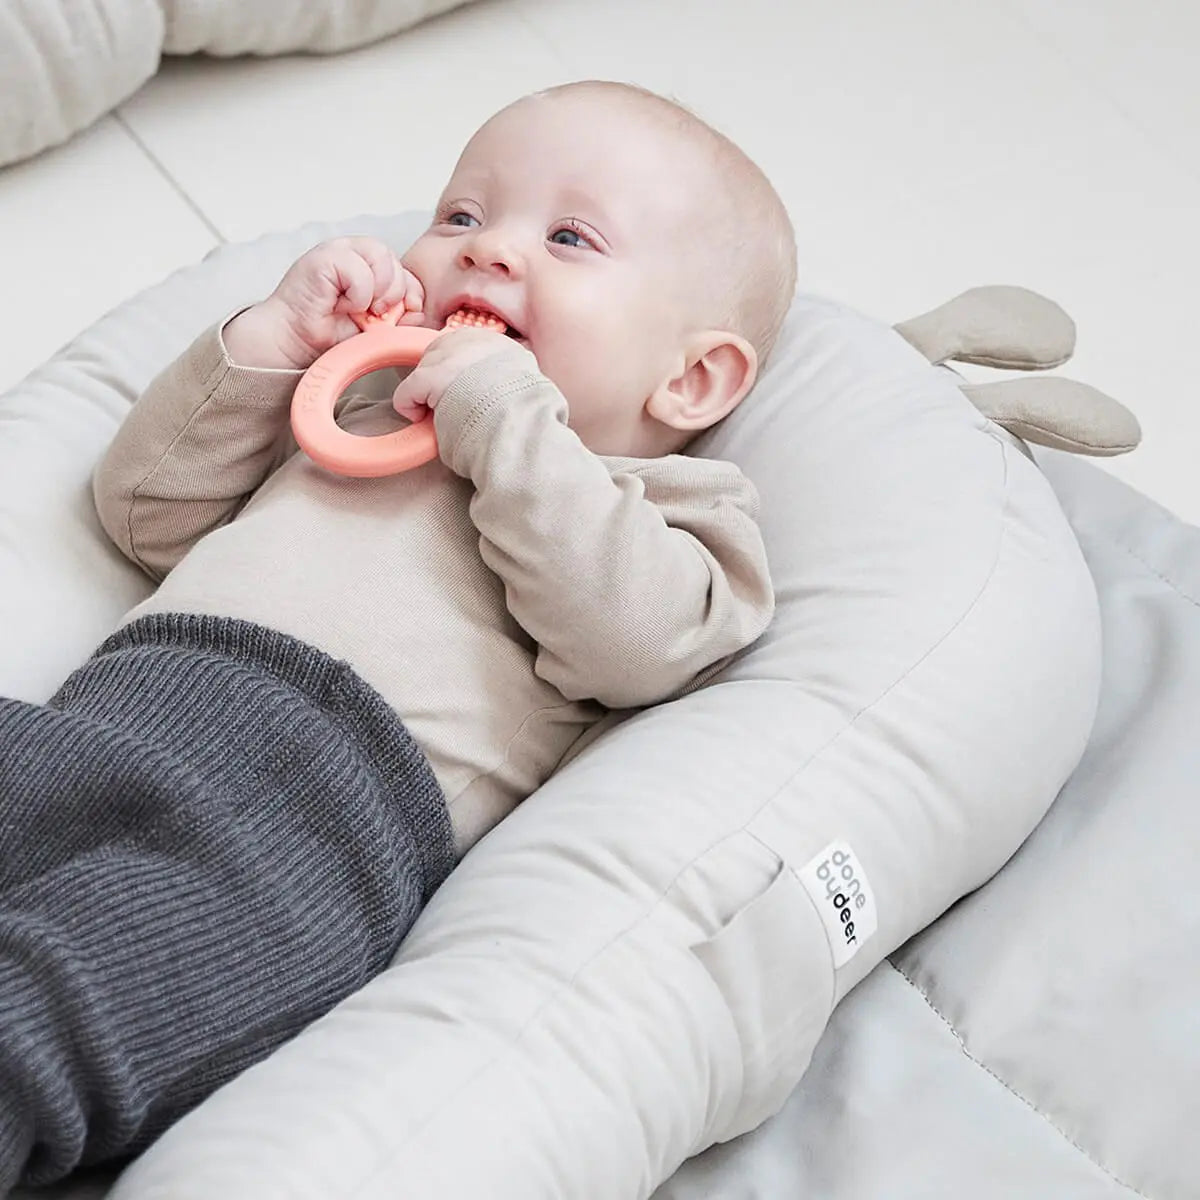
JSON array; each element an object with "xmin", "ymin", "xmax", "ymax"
[
  {"xmin": 222, "ymin": 300, "xmax": 312, "ymax": 371},
  {"xmin": 435, "ymin": 357, "xmax": 560, "ymax": 479}
]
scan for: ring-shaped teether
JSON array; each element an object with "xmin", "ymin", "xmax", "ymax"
[{"xmin": 290, "ymin": 304, "xmax": 440, "ymax": 478}]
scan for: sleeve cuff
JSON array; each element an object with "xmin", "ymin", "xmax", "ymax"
[
  {"xmin": 184, "ymin": 310, "xmax": 305, "ymax": 411},
  {"xmin": 434, "ymin": 351, "xmax": 563, "ymax": 476}
]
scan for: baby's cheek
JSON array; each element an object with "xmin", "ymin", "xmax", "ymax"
[
  {"xmin": 529, "ymin": 346, "xmax": 574, "ymax": 398},
  {"xmin": 399, "ymin": 240, "xmax": 434, "ymax": 283},
  {"xmin": 556, "ymin": 370, "xmax": 609, "ymax": 434}
]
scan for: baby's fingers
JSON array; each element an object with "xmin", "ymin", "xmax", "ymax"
[
  {"xmin": 348, "ymin": 237, "xmax": 401, "ymax": 310},
  {"xmin": 370, "ymin": 266, "xmax": 424, "ymax": 325},
  {"xmin": 397, "ymin": 269, "xmax": 426, "ymax": 325},
  {"xmin": 330, "ymin": 251, "xmax": 379, "ymax": 316},
  {"xmin": 326, "ymin": 238, "xmax": 398, "ymax": 315},
  {"xmin": 392, "ymin": 373, "xmax": 433, "ymax": 424}
]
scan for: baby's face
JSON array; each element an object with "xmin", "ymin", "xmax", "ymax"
[{"xmin": 403, "ymin": 92, "xmax": 707, "ymax": 456}]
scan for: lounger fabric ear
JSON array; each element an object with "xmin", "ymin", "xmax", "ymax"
[{"xmin": 0, "ymin": 213, "xmax": 1101, "ymax": 1200}]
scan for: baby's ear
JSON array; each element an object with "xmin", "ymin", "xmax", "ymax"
[{"xmin": 647, "ymin": 332, "xmax": 757, "ymax": 434}]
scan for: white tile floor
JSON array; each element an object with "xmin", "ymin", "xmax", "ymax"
[{"xmin": 2, "ymin": 0, "xmax": 1198, "ymax": 520}]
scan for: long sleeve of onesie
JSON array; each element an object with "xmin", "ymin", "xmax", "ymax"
[
  {"xmin": 93, "ymin": 320, "xmax": 304, "ymax": 581},
  {"xmin": 433, "ymin": 352, "xmax": 775, "ymax": 709}
]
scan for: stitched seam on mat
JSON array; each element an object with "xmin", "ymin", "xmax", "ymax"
[
  {"xmin": 1079, "ymin": 528, "xmax": 1200, "ymax": 610},
  {"xmin": 887, "ymin": 959, "xmax": 1150, "ymax": 1199}
]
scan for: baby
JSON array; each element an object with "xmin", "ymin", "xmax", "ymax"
[{"xmin": 0, "ymin": 81, "xmax": 796, "ymax": 1191}]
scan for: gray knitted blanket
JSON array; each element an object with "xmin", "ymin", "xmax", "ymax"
[{"xmin": 0, "ymin": 613, "xmax": 454, "ymax": 1191}]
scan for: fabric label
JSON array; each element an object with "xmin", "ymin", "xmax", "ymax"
[{"xmin": 797, "ymin": 840, "xmax": 878, "ymax": 968}]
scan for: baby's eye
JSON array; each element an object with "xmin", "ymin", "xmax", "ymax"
[
  {"xmin": 548, "ymin": 221, "xmax": 595, "ymax": 250},
  {"xmin": 445, "ymin": 211, "xmax": 479, "ymax": 228}
]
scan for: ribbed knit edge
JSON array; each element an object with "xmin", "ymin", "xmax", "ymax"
[{"xmin": 97, "ymin": 613, "xmax": 457, "ymax": 898}]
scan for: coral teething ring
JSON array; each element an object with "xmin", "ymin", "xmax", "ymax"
[{"xmin": 290, "ymin": 303, "xmax": 441, "ymax": 478}]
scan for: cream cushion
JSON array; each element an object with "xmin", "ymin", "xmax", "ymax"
[{"xmin": 0, "ymin": 212, "xmax": 1100, "ymax": 1198}]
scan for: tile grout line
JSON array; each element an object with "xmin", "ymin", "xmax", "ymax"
[
  {"xmin": 111, "ymin": 109, "xmax": 228, "ymax": 243},
  {"xmin": 507, "ymin": 0, "xmax": 576, "ymax": 71},
  {"xmin": 1002, "ymin": 0, "xmax": 1200, "ymax": 193}
]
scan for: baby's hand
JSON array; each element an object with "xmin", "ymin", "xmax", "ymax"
[
  {"xmin": 224, "ymin": 237, "xmax": 425, "ymax": 370},
  {"xmin": 391, "ymin": 328, "xmax": 536, "ymax": 424}
]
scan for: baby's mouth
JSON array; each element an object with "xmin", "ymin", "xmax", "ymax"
[{"xmin": 444, "ymin": 306, "xmax": 527, "ymax": 344}]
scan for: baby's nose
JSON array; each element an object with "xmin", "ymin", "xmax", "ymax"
[{"xmin": 458, "ymin": 229, "xmax": 522, "ymax": 276}]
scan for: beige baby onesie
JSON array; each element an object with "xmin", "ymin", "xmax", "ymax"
[{"xmin": 94, "ymin": 322, "xmax": 774, "ymax": 855}]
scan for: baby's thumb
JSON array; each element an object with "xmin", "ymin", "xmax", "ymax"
[{"xmin": 392, "ymin": 375, "xmax": 431, "ymax": 424}]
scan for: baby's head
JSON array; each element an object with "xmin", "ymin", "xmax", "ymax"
[{"xmin": 403, "ymin": 81, "xmax": 797, "ymax": 457}]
